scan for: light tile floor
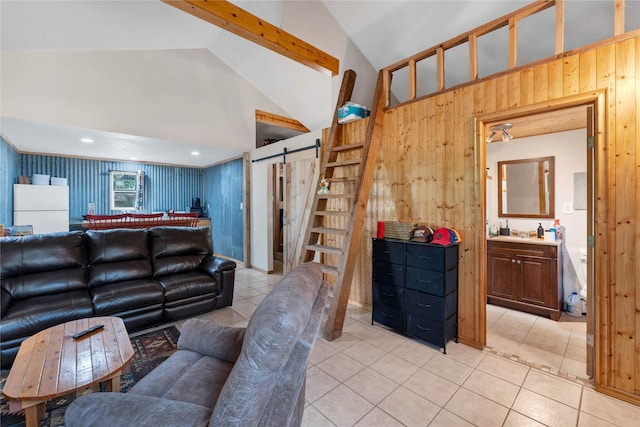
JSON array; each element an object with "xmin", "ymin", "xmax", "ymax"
[
  {"xmin": 486, "ymin": 303, "xmax": 588, "ymax": 380},
  {"xmin": 189, "ymin": 266, "xmax": 640, "ymax": 427}
]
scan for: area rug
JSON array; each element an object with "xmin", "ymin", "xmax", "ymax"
[{"xmin": 0, "ymin": 325, "xmax": 180, "ymax": 427}]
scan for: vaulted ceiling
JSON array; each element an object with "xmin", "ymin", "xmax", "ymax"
[{"xmin": 1, "ymin": 1, "xmax": 637, "ymax": 167}]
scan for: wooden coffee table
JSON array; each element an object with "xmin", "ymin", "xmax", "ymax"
[{"xmin": 2, "ymin": 316, "xmax": 134, "ymax": 427}]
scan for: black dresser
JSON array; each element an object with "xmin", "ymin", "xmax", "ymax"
[{"xmin": 372, "ymin": 238, "xmax": 458, "ymax": 353}]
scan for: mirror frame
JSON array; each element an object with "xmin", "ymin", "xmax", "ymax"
[{"xmin": 498, "ymin": 156, "xmax": 555, "ymax": 219}]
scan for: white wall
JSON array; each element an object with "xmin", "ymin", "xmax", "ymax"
[
  {"xmin": 486, "ymin": 129, "xmax": 588, "ymax": 299},
  {"xmin": 250, "ymin": 130, "xmax": 322, "ymax": 272},
  {"xmin": 282, "ymin": 1, "xmax": 378, "ymax": 124}
]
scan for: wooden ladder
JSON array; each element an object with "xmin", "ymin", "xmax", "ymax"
[{"xmin": 300, "ymin": 69, "xmax": 385, "ymax": 340}]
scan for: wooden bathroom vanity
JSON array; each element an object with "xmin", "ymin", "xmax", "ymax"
[{"xmin": 486, "ymin": 236, "xmax": 563, "ymax": 320}]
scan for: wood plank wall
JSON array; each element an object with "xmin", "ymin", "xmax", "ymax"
[{"xmin": 345, "ymin": 33, "xmax": 639, "ymax": 402}]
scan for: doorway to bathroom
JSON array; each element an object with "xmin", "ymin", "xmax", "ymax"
[{"xmin": 478, "ymin": 100, "xmax": 596, "ymax": 379}]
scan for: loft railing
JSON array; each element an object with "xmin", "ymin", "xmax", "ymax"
[{"xmin": 382, "ymin": 0, "xmax": 633, "ymax": 108}]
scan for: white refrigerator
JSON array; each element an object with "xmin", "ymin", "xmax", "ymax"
[{"xmin": 13, "ymin": 184, "xmax": 69, "ymax": 234}]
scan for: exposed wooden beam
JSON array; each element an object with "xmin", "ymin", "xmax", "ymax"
[
  {"xmin": 162, "ymin": 0, "xmax": 339, "ymax": 76},
  {"xmin": 255, "ymin": 110, "xmax": 310, "ymax": 133}
]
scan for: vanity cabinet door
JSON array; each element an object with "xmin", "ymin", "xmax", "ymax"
[
  {"xmin": 517, "ymin": 255, "xmax": 557, "ymax": 308},
  {"xmin": 487, "ymin": 251, "xmax": 517, "ymax": 300}
]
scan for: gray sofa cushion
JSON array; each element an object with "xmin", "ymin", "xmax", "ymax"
[
  {"xmin": 64, "ymin": 393, "xmax": 212, "ymax": 427},
  {"xmin": 129, "ymin": 350, "xmax": 233, "ymax": 410}
]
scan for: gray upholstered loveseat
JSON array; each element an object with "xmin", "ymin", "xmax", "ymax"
[{"xmin": 65, "ymin": 262, "xmax": 329, "ymax": 427}]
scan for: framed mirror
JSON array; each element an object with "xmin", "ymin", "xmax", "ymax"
[{"xmin": 498, "ymin": 156, "xmax": 554, "ymax": 218}]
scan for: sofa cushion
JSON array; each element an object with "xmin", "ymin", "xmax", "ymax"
[
  {"xmin": 0, "ymin": 290, "xmax": 94, "ymax": 341},
  {"xmin": 0, "ymin": 231, "xmax": 86, "ymax": 300},
  {"xmin": 129, "ymin": 350, "xmax": 233, "ymax": 410},
  {"xmin": 156, "ymin": 272, "xmax": 218, "ymax": 303},
  {"xmin": 86, "ymin": 229, "xmax": 153, "ymax": 287},
  {"xmin": 64, "ymin": 393, "xmax": 212, "ymax": 427},
  {"xmin": 149, "ymin": 227, "xmax": 212, "ymax": 277},
  {"xmin": 90, "ymin": 279, "xmax": 164, "ymax": 315}
]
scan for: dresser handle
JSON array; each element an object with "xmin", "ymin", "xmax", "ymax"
[
  {"xmin": 511, "ymin": 259, "xmax": 516, "ymax": 263},
  {"xmin": 419, "ymin": 279, "xmax": 432, "ymax": 283},
  {"xmin": 416, "ymin": 324, "xmax": 432, "ymax": 331},
  {"xmin": 382, "ymin": 312, "xmax": 394, "ymax": 318},
  {"xmin": 417, "ymin": 302, "xmax": 431, "ymax": 308},
  {"xmin": 382, "ymin": 292, "xmax": 394, "ymax": 297}
]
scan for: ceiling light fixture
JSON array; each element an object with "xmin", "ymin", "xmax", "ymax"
[
  {"xmin": 191, "ymin": 151, "xmax": 200, "ymax": 156},
  {"xmin": 80, "ymin": 137, "xmax": 94, "ymax": 143},
  {"xmin": 486, "ymin": 123, "xmax": 513, "ymax": 143}
]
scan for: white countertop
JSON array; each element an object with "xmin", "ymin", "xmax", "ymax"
[{"xmin": 487, "ymin": 235, "xmax": 562, "ymax": 246}]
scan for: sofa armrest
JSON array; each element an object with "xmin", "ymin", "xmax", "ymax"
[
  {"xmin": 65, "ymin": 392, "xmax": 212, "ymax": 427},
  {"xmin": 199, "ymin": 256, "xmax": 236, "ymax": 275},
  {"xmin": 178, "ymin": 318, "xmax": 245, "ymax": 363},
  {"xmin": 1, "ymin": 288, "xmax": 11, "ymax": 318},
  {"xmin": 200, "ymin": 256, "xmax": 236, "ymax": 308}
]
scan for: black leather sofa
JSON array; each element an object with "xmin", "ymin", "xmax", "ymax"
[{"xmin": 0, "ymin": 226, "xmax": 236, "ymax": 368}]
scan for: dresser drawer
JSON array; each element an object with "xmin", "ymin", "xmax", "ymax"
[
  {"xmin": 405, "ymin": 289, "xmax": 456, "ymax": 321},
  {"xmin": 373, "ymin": 282, "xmax": 405, "ymax": 309},
  {"xmin": 407, "ymin": 267, "xmax": 457, "ymax": 296},
  {"xmin": 373, "ymin": 262, "xmax": 405, "ymax": 287},
  {"xmin": 406, "ymin": 243, "xmax": 457, "ymax": 271},
  {"xmin": 373, "ymin": 239, "xmax": 405, "ymax": 265},
  {"xmin": 405, "ymin": 313, "xmax": 456, "ymax": 347},
  {"xmin": 372, "ymin": 301, "xmax": 404, "ymax": 330}
]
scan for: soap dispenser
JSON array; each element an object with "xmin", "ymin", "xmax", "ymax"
[{"xmin": 537, "ymin": 222, "xmax": 544, "ymax": 239}]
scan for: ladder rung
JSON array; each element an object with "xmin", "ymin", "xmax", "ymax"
[
  {"xmin": 327, "ymin": 177, "xmax": 358, "ymax": 183},
  {"xmin": 311, "ymin": 227, "xmax": 349, "ymax": 235},
  {"xmin": 332, "ymin": 142, "xmax": 365, "ymax": 152},
  {"xmin": 306, "ymin": 244, "xmax": 343, "ymax": 255},
  {"xmin": 318, "ymin": 263, "xmax": 339, "ymax": 275},
  {"xmin": 318, "ymin": 193, "xmax": 355, "ymax": 199},
  {"xmin": 314, "ymin": 210, "xmax": 351, "ymax": 217},
  {"xmin": 326, "ymin": 159, "xmax": 362, "ymax": 168}
]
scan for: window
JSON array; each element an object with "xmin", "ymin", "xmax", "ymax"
[{"xmin": 110, "ymin": 171, "xmax": 140, "ymax": 211}]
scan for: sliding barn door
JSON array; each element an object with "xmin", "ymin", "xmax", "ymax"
[{"xmin": 283, "ymin": 158, "xmax": 317, "ymax": 273}]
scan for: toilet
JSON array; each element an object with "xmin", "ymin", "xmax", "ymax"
[{"xmin": 579, "ymin": 249, "xmax": 587, "ymax": 314}]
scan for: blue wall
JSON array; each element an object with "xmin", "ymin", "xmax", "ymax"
[
  {"xmin": 3, "ymin": 149, "xmax": 245, "ymax": 262},
  {"xmin": 18, "ymin": 154, "xmax": 203, "ymax": 219},
  {"xmin": 0, "ymin": 137, "xmax": 21, "ymax": 227},
  {"xmin": 204, "ymin": 158, "xmax": 244, "ymax": 261}
]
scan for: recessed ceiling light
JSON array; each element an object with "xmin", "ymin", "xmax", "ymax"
[
  {"xmin": 81, "ymin": 138, "xmax": 94, "ymax": 143},
  {"xmin": 191, "ymin": 151, "xmax": 200, "ymax": 156},
  {"xmin": 130, "ymin": 157, "xmax": 138, "ymax": 160}
]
